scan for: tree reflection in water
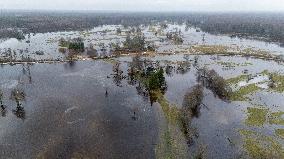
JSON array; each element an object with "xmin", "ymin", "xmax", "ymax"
[
  {"xmin": 21, "ymin": 63, "xmax": 33, "ymax": 84},
  {"xmin": 1, "ymin": 108, "xmax": 7, "ymax": 117},
  {"xmin": 64, "ymin": 60, "xmax": 77, "ymax": 70},
  {"xmin": 0, "ymin": 89, "xmax": 6, "ymax": 117},
  {"xmin": 0, "ymin": 88, "xmax": 26, "ymax": 119},
  {"xmin": 12, "ymin": 106, "xmax": 25, "ymax": 120},
  {"xmin": 10, "ymin": 88, "xmax": 26, "ymax": 120},
  {"xmin": 112, "ymin": 62, "xmax": 124, "ymax": 87}
]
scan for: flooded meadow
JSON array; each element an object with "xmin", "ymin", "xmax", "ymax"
[{"xmin": 1, "ymin": 24, "xmax": 284, "ymax": 158}]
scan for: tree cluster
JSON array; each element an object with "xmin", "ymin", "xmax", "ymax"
[
  {"xmin": 68, "ymin": 38, "xmax": 85, "ymax": 51},
  {"xmin": 59, "ymin": 37, "xmax": 85, "ymax": 52},
  {"xmin": 147, "ymin": 68, "xmax": 166, "ymax": 91},
  {"xmin": 166, "ymin": 31, "xmax": 183, "ymax": 45},
  {"xmin": 198, "ymin": 68, "xmax": 231, "ymax": 99},
  {"xmin": 123, "ymin": 34, "xmax": 146, "ymax": 52}
]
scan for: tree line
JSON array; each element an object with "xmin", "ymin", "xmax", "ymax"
[{"xmin": 1, "ymin": 12, "xmax": 283, "ymax": 45}]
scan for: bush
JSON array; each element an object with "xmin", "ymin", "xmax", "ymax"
[
  {"xmin": 148, "ymin": 68, "xmax": 166, "ymax": 91},
  {"xmin": 123, "ymin": 33, "xmax": 146, "ymax": 52},
  {"xmin": 198, "ymin": 68, "xmax": 232, "ymax": 99},
  {"xmin": 182, "ymin": 85, "xmax": 204, "ymax": 117},
  {"xmin": 59, "ymin": 38, "xmax": 85, "ymax": 51}
]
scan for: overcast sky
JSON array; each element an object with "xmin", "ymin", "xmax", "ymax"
[{"xmin": 1, "ymin": 0, "xmax": 284, "ymax": 12}]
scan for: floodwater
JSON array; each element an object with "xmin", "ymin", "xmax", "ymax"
[
  {"xmin": 1, "ymin": 24, "xmax": 284, "ymax": 158},
  {"xmin": 117, "ymin": 54, "xmax": 284, "ymax": 158},
  {"xmin": 0, "ymin": 54, "xmax": 284, "ymax": 158},
  {"xmin": 0, "ymin": 61, "xmax": 159, "ymax": 158}
]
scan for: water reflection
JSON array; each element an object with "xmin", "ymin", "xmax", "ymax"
[
  {"xmin": 1, "ymin": 91, "xmax": 5, "ymax": 116},
  {"xmin": 112, "ymin": 62, "xmax": 124, "ymax": 87},
  {"xmin": 0, "ymin": 88, "xmax": 27, "ymax": 119},
  {"xmin": 1, "ymin": 104, "xmax": 7, "ymax": 117},
  {"xmin": 64, "ymin": 61, "xmax": 77, "ymax": 70},
  {"xmin": 11, "ymin": 88, "xmax": 26, "ymax": 107},
  {"xmin": 176, "ymin": 61, "xmax": 191, "ymax": 74},
  {"xmin": 21, "ymin": 63, "xmax": 33, "ymax": 84},
  {"xmin": 165, "ymin": 65, "xmax": 174, "ymax": 77},
  {"xmin": 1, "ymin": 108, "xmax": 7, "ymax": 117},
  {"xmin": 12, "ymin": 105, "xmax": 25, "ymax": 120},
  {"xmin": 10, "ymin": 88, "xmax": 26, "ymax": 120}
]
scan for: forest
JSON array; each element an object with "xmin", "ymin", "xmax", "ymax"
[{"xmin": 0, "ymin": 11, "xmax": 283, "ymax": 45}]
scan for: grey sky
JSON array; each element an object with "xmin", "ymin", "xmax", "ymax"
[{"xmin": 0, "ymin": 0, "xmax": 284, "ymax": 12}]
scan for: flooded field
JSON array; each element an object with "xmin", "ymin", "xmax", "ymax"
[
  {"xmin": 1, "ymin": 24, "xmax": 284, "ymax": 62},
  {"xmin": 1, "ymin": 24, "xmax": 284, "ymax": 159},
  {"xmin": 0, "ymin": 53, "xmax": 284, "ymax": 158}
]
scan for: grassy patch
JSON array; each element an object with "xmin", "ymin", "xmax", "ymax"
[
  {"xmin": 260, "ymin": 70, "xmax": 284, "ymax": 93},
  {"xmin": 217, "ymin": 61, "xmax": 252, "ymax": 68},
  {"xmin": 153, "ymin": 91, "xmax": 189, "ymax": 159},
  {"xmin": 103, "ymin": 58, "xmax": 118, "ymax": 64},
  {"xmin": 191, "ymin": 45, "xmax": 230, "ymax": 54},
  {"xmin": 229, "ymin": 84, "xmax": 260, "ymax": 101},
  {"xmin": 151, "ymin": 91, "xmax": 181, "ymax": 125},
  {"xmin": 245, "ymin": 107, "xmax": 284, "ymax": 127},
  {"xmin": 275, "ymin": 129, "xmax": 284, "ymax": 139},
  {"xmin": 155, "ymin": 129, "xmax": 175, "ymax": 159},
  {"xmin": 189, "ymin": 45, "xmax": 278, "ymax": 61},
  {"xmin": 226, "ymin": 74, "xmax": 249, "ymax": 85},
  {"xmin": 239, "ymin": 129, "xmax": 284, "ymax": 159},
  {"xmin": 245, "ymin": 107, "xmax": 269, "ymax": 127},
  {"xmin": 260, "ymin": 70, "xmax": 270, "ymax": 76},
  {"xmin": 270, "ymin": 73, "xmax": 284, "ymax": 93},
  {"xmin": 242, "ymin": 48, "xmax": 270, "ymax": 56},
  {"xmin": 269, "ymin": 111, "xmax": 284, "ymax": 125},
  {"xmin": 155, "ymin": 126, "xmax": 188, "ymax": 159}
]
